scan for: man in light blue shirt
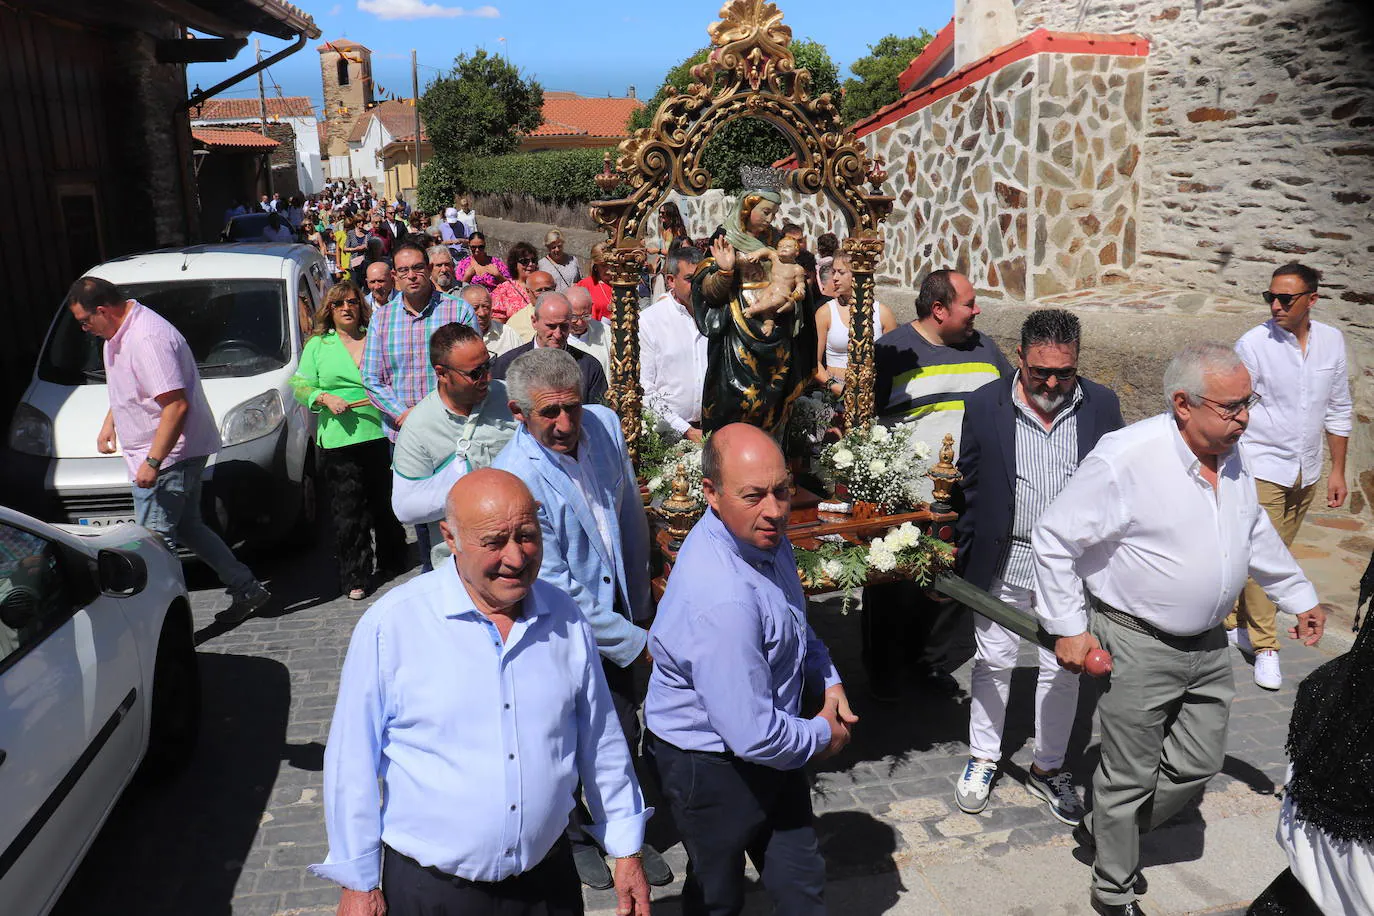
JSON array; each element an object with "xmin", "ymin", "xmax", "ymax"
[
  {"xmin": 645, "ymin": 423, "xmax": 857, "ymax": 915},
  {"xmin": 312, "ymin": 469, "xmax": 651, "ymax": 915}
]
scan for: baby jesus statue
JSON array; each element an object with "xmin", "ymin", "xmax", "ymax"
[{"xmin": 739, "ymin": 237, "xmax": 809, "ymax": 335}]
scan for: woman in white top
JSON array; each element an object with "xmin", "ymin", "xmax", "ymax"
[
  {"xmin": 813, "ymin": 252, "xmax": 897, "ymax": 399},
  {"xmin": 538, "ymin": 229, "xmax": 583, "ymax": 292}
]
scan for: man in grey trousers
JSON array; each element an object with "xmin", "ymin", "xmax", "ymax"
[{"xmin": 1030, "ymin": 343, "xmax": 1327, "ymax": 916}]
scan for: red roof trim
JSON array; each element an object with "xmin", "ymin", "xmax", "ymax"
[
  {"xmin": 897, "ymin": 19, "xmax": 955, "ymax": 94},
  {"xmin": 192, "ymin": 128, "xmax": 280, "ymax": 149},
  {"xmin": 851, "ymin": 29, "xmax": 1148, "ymax": 139}
]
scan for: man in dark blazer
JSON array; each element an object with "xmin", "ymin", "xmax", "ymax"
[
  {"xmin": 953, "ymin": 309, "xmax": 1123, "ymax": 828},
  {"xmin": 492, "ymin": 292, "xmax": 608, "ymax": 405}
]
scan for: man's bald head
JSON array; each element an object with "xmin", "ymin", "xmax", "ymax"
[
  {"xmin": 528, "ymin": 270, "xmax": 556, "ymax": 296},
  {"xmin": 365, "ymin": 261, "xmax": 391, "ymax": 283},
  {"xmin": 565, "ymin": 285, "xmax": 593, "ymax": 336},
  {"xmin": 442, "ymin": 469, "xmax": 542, "ymax": 613},
  {"xmin": 365, "ymin": 260, "xmax": 394, "ymax": 302},
  {"xmin": 702, "ymin": 424, "xmax": 792, "ymax": 550}
]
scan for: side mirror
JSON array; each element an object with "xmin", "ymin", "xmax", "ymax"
[{"xmin": 98, "ymin": 549, "xmax": 147, "ymax": 597}]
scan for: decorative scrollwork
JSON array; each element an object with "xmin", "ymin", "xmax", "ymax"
[{"xmin": 589, "ymin": 0, "xmax": 896, "ymax": 461}]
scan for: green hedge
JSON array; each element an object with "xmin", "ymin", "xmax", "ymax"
[{"xmin": 457, "ymin": 147, "xmax": 629, "ymax": 204}]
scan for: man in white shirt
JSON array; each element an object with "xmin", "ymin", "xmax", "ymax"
[
  {"xmin": 465, "ymin": 284, "xmax": 521, "ymax": 357},
  {"xmin": 1227, "ymin": 262, "xmax": 1352, "ymax": 690},
  {"xmin": 640, "ymin": 246, "xmax": 706, "ymax": 442},
  {"xmin": 1032, "ymin": 342, "xmax": 1327, "ymax": 916},
  {"xmin": 566, "ymin": 285, "xmax": 611, "ymax": 379}
]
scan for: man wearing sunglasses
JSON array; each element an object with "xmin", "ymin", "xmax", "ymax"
[
  {"xmin": 1225, "ymin": 262, "xmax": 1351, "ymax": 690},
  {"xmin": 952, "ymin": 309, "xmax": 1123, "ymax": 828},
  {"xmin": 492, "ymin": 348, "xmax": 674, "ymax": 891},
  {"xmin": 390, "ymin": 322, "xmax": 519, "ymax": 570}
]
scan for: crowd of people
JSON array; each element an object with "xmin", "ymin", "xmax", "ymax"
[{"xmin": 67, "ymin": 190, "xmax": 1364, "ymax": 915}]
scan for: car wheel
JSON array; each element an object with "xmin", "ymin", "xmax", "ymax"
[{"xmin": 137, "ymin": 608, "xmax": 201, "ymax": 783}]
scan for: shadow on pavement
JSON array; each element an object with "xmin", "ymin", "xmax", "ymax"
[{"xmin": 51, "ymin": 651, "xmax": 293, "ymax": 916}]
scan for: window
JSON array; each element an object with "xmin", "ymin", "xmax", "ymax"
[
  {"xmin": 0, "ymin": 523, "xmax": 81, "ymax": 670},
  {"xmin": 336, "ymin": 57, "xmax": 350, "ymax": 87}
]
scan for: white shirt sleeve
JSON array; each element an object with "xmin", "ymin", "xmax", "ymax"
[
  {"xmin": 639, "ymin": 321, "xmax": 690, "ymax": 436},
  {"xmin": 1247, "ymin": 500, "xmax": 1320, "ymax": 614},
  {"xmin": 1031, "ymin": 454, "xmax": 1131, "ymax": 636},
  {"xmin": 1325, "ymin": 338, "xmax": 1353, "ymax": 437},
  {"xmin": 391, "ymin": 457, "xmax": 469, "ymax": 526}
]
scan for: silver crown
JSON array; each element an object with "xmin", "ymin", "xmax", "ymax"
[{"xmin": 739, "ymin": 165, "xmax": 784, "ymax": 192}]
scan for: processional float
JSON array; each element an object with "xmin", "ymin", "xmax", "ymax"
[{"xmin": 588, "ymin": 0, "xmax": 1110, "ymax": 675}]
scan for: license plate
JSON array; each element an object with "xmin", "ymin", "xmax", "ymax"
[{"xmin": 78, "ymin": 516, "xmax": 137, "ymax": 528}]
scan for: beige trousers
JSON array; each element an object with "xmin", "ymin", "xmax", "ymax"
[{"xmin": 1224, "ymin": 477, "xmax": 1316, "ymax": 652}]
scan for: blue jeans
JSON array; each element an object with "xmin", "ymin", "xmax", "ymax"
[{"xmin": 132, "ymin": 456, "xmax": 256, "ymax": 597}]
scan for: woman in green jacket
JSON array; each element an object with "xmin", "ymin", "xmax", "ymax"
[{"xmin": 291, "ymin": 281, "xmax": 408, "ymax": 599}]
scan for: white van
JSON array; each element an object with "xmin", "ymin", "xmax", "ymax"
[{"xmin": 3, "ymin": 244, "xmax": 331, "ymax": 546}]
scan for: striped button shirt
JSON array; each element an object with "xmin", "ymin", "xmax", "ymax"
[
  {"xmin": 360, "ymin": 290, "xmax": 478, "ymax": 441},
  {"xmin": 1000, "ymin": 374, "xmax": 1083, "ymax": 590},
  {"xmin": 874, "ymin": 324, "xmax": 1011, "ymax": 460}
]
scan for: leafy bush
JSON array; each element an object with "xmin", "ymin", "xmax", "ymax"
[
  {"xmin": 417, "ymin": 156, "xmax": 462, "ymax": 214},
  {"xmin": 456, "ymin": 147, "xmax": 628, "ymax": 204}
]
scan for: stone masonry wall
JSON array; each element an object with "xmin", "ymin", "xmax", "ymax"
[{"xmin": 1013, "ymin": 0, "xmax": 1374, "ymax": 303}]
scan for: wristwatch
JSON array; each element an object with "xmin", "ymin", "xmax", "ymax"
[{"xmin": 145, "ymin": 455, "xmax": 163, "ymax": 470}]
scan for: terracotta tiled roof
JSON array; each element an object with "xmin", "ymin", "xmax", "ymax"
[
  {"xmin": 347, "ymin": 99, "xmax": 427, "ymax": 144},
  {"xmin": 192, "ymin": 128, "xmax": 281, "ymax": 150},
  {"xmin": 317, "ymin": 38, "xmax": 369, "ymax": 52},
  {"xmin": 527, "ymin": 93, "xmax": 642, "ymax": 139},
  {"xmin": 193, "ymin": 96, "xmax": 315, "ymax": 120}
]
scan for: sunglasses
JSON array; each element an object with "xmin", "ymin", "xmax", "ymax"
[
  {"xmin": 517, "ymin": 257, "xmax": 537, "ymax": 265},
  {"xmin": 331, "ymin": 298, "xmax": 362, "ymax": 309},
  {"xmin": 1262, "ymin": 290, "xmax": 1313, "ymax": 308},
  {"xmin": 1025, "ymin": 365, "xmax": 1078, "ymax": 383},
  {"xmin": 440, "ymin": 359, "xmax": 491, "ymax": 382},
  {"xmin": 469, "ymin": 245, "xmax": 486, "ymax": 251}
]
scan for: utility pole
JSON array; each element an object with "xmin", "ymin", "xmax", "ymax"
[
  {"xmin": 257, "ymin": 39, "xmax": 273, "ymax": 196},
  {"xmin": 412, "ymin": 49, "xmax": 422, "ymax": 189}
]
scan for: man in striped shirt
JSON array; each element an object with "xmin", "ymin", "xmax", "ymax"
[
  {"xmin": 863, "ymin": 270, "xmax": 1012, "ymax": 701},
  {"xmin": 953, "ymin": 310, "xmax": 1123, "ymax": 825},
  {"xmin": 361, "ymin": 242, "xmax": 479, "ymax": 571}
]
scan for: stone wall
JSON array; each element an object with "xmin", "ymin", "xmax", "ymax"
[
  {"xmin": 1012, "ymin": 0, "xmax": 1374, "ymax": 304},
  {"xmin": 648, "ymin": 47, "xmax": 1145, "ymax": 301}
]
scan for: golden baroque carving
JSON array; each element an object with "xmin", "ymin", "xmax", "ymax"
[
  {"xmin": 842, "ymin": 236, "xmax": 883, "ymax": 430},
  {"xmin": 603, "ymin": 246, "xmax": 648, "ymax": 460}
]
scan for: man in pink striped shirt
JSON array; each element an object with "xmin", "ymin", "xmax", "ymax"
[{"xmin": 66, "ymin": 277, "xmax": 270, "ymax": 624}]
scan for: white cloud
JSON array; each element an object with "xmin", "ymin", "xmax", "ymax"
[{"xmin": 357, "ymin": 0, "xmax": 499, "ymax": 19}]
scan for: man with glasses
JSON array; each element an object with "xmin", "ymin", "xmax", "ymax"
[
  {"xmin": 390, "ymin": 322, "xmax": 518, "ymax": 569},
  {"xmin": 504, "ymin": 270, "xmax": 556, "ymax": 344},
  {"xmin": 492, "ymin": 348, "xmax": 673, "ymax": 891},
  {"xmin": 465, "ymin": 283, "xmax": 521, "ymax": 357},
  {"xmin": 66, "ymin": 277, "xmax": 270, "ymax": 623},
  {"xmin": 426, "ymin": 244, "xmax": 461, "ymax": 295},
  {"xmin": 1032, "ymin": 343, "xmax": 1326, "ymax": 916},
  {"xmin": 1226, "ymin": 262, "xmax": 1352, "ymax": 689},
  {"xmin": 492, "ymin": 292, "xmax": 608, "ymax": 405},
  {"xmin": 566, "ymin": 284, "xmax": 611, "ymax": 379},
  {"xmin": 952, "ymin": 309, "xmax": 1123, "ymax": 826},
  {"xmin": 362, "ymin": 242, "xmax": 480, "ymax": 572}
]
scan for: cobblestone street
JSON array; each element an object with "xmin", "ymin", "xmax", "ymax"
[{"xmin": 48, "ymin": 527, "xmax": 1353, "ymax": 916}]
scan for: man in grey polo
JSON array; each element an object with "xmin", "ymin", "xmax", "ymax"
[{"xmin": 390, "ymin": 321, "xmax": 518, "ymax": 569}]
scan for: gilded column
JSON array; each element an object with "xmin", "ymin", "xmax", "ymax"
[
  {"xmin": 602, "ymin": 245, "xmax": 648, "ymax": 467},
  {"xmin": 841, "ymin": 235, "xmax": 884, "ymax": 429}
]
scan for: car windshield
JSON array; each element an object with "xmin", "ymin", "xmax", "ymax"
[{"xmin": 38, "ymin": 278, "xmax": 290, "ymax": 385}]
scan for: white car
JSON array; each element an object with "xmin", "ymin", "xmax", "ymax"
[
  {"xmin": 2, "ymin": 243, "xmax": 329, "ymax": 546},
  {"xmin": 0, "ymin": 507, "xmax": 195, "ymax": 916}
]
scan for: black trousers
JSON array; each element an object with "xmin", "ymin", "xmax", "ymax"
[
  {"xmin": 319, "ymin": 438, "xmax": 408, "ymax": 591},
  {"xmin": 861, "ymin": 580, "xmax": 966, "ymax": 681},
  {"xmin": 382, "ymin": 840, "xmax": 583, "ymax": 916},
  {"xmin": 647, "ymin": 734, "xmax": 825, "ymax": 916},
  {"xmin": 566, "ymin": 657, "xmax": 642, "ymax": 851}
]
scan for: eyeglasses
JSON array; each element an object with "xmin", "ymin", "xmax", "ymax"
[
  {"xmin": 469, "ymin": 245, "xmax": 486, "ymax": 252},
  {"xmin": 394, "ymin": 264, "xmax": 428, "ymax": 277},
  {"xmin": 75, "ymin": 309, "xmax": 99, "ymax": 329},
  {"xmin": 440, "ymin": 359, "xmax": 491, "ymax": 382},
  {"xmin": 331, "ymin": 298, "xmax": 362, "ymax": 309},
  {"xmin": 532, "ymin": 285, "xmax": 556, "ymax": 294},
  {"xmin": 1196, "ymin": 392, "xmax": 1261, "ymax": 420},
  {"xmin": 1025, "ymin": 365, "xmax": 1078, "ymax": 383},
  {"xmin": 1262, "ymin": 290, "xmax": 1314, "ymax": 308}
]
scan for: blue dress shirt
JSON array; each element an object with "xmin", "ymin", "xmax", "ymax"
[
  {"xmin": 644, "ymin": 509, "xmax": 842, "ymax": 770},
  {"xmin": 311, "ymin": 562, "xmax": 650, "ymax": 891}
]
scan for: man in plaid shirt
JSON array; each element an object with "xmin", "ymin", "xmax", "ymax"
[{"xmin": 362, "ymin": 241, "xmax": 479, "ymax": 570}]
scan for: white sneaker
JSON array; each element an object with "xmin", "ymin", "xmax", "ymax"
[
  {"xmin": 955, "ymin": 758, "xmax": 998, "ymax": 814},
  {"xmin": 1254, "ymin": 650, "xmax": 1282, "ymax": 690},
  {"xmin": 1227, "ymin": 627, "xmax": 1253, "ymax": 653}
]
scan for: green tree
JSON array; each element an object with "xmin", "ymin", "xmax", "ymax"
[
  {"xmin": 841, "ymin": 32, "xmax": 933, "ymax": 124},
  {"xmin": 418, "ymin": 49, "xmax": 543, "ymax": 206},
  {"xmin": 627, "ymin": 39, "xmax": 840, "ymax": 192}
]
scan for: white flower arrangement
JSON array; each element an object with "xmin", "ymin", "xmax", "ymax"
[
  {"xmin": 645, "ymin": 436, "xmax": 706, "ymax": 505},
  {"xmin": 819, "ymin": 421, "xmax": 937, "ymax": 513},
  {"xmin": 795, "ymin": 522, "xmax": 955, "ymax": 612}
]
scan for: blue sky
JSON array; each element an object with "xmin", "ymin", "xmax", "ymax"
[{"xmin": 189, "ymin": 0, "xmax": 950, "ymax": 116}]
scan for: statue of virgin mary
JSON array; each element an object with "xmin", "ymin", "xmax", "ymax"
[{"xmin": 692, "ymin": 166, "xmax": 817, "ymax": 437}]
